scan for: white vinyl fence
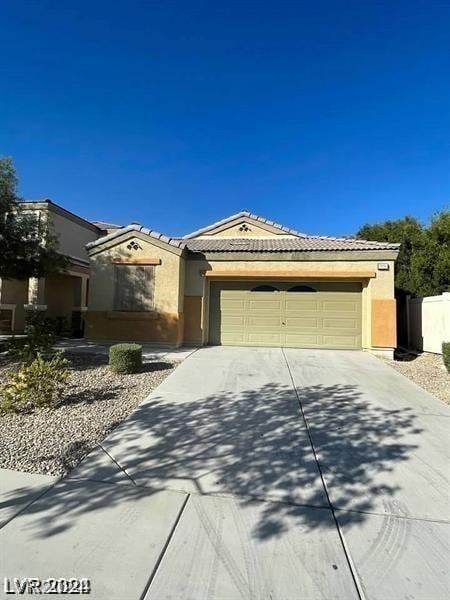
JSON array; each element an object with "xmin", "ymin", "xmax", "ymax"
[{"xmin": 407, "ymin": 292, "xmax": 450, "ymax": 354}]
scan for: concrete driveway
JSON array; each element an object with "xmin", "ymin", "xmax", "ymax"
[{"xmin": 1, "ymin": 347, "xmax": 449, "ymax": 599}]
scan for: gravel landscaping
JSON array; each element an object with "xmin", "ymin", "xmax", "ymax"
[
  {"xmin": 384, "ymin": 352, "xmax": 450, "ymax": 404},
  {"xmin": 0, "ymin": 352, "xmax": 176, "ymax": 476}
]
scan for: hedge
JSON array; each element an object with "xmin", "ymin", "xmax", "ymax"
[{"xmin": 109, "ymin": 343, "xmax": 142, "ymax": 374}]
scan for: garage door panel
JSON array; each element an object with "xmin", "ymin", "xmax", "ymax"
[
  {"xmin": 221, "ymin": 331, "xmax": 246, "ymax": 344},
  {"xmin": 210, "ymin": 282, "xmax": 362, "ymax": 349},
  {"xmin": 285, "ymin": 333, "xmax": 320, "ymax": 346},
  {"xmin": 248, "ymin": 332, "xmax": 283, "ymax": 344},
  {"xmin": 285, "ymin": 300, "xmax": 319, "ymax": 311},
  {"xmin": 322, "ymin": 318, "xmax": 360, "ymax": 330},
  {"xmin": 221, "ymin": 299, "xmax": 246, "ymax": 313},
  {"xmin": 284, "ymin": 317, "xmax": 320, "ymax": 329},
  {"xmin": 248, "ymin": 316, "xmax": 283, "ymax": 328},
  {"xmin": 222, "ymin": 314, "xmax": 245, "ymax": 329},
  {"xmin": 322, "ymin": 300, "xmax": 359, "ymax": 313},
  {"xmin": 248, "ymin": 299, "xmax": 283, "ymax": 311}
]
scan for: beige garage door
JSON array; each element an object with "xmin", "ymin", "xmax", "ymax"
[{"xmin": 209, "ymin": 281, "xmax": 362, "ymax": 349}]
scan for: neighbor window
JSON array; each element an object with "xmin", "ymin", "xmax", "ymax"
[
  {"xmin": 287, "ymin": 285, "xmax": 317, "ymax": 292},
  {"xmin": 114, "ymin": 265, "xmax": 155, "ymax": 311},
  {"xmin": 251, "ymin": 284, "xmax": 280, "ymax": 292}
]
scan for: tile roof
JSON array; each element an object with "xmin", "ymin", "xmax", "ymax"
[
  {"xmin": 91, "ymin": 220, "xmax": 123, "ymax": 230},
  {"xmin": 184, "ymin": 237, "xmax": 400, "ymax": 253},
  {"xmin": 86, "ymin": 224, "xmax": 185, "ymax": 251},
  {"xmin": 182, "ymin": 210, "xmax": 308, "ymax": 239},
  {"xmin": 86, "ymin": 214, "xmax": 400, "ymax": 254}
]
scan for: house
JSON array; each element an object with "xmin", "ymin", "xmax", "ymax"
[
  {"xmin": 86, "ymin": 211, "xmax": 400, "ymax": 357},
  {"xmin": 0, "ymin": 200, "xmax": 112, "ymax": 335}
]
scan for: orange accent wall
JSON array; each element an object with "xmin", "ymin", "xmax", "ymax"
[
  {"xmin": 183, "ymin": 296, "xmax": 203, "ymax": 343},
  {"xmin": 371, "ymin": 299, "xmax": 397, "ymax": 348},
  {"xmin": 85, "ymin": 310, "xmax": 183, "ymax": 344}
]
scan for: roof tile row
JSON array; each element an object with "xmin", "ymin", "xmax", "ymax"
[{"xmin": 184, "ymin": 237, "xmax": 400, "ymax": 253}]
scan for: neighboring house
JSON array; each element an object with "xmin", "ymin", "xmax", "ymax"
[
  {"xmin": 86, "ymin": 211, "xmax": 400, "ymax": 358},
  {"xmin": 0, "ymin": 200, "xmax": 112, "ymax": 335}
]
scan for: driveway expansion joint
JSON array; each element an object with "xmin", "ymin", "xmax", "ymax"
[
  {"xmin": 99, "ymin": 444, "xmax": 137, "ymax": 486},
  {"xmin": 139, "ymin": 493, "xmax": 191, "ymax": 600},
  {"xmin": 0, "ymin": 475, "xmax": 61, "ymax": 531},
  {"xmin": 281, "ymin": 347, "xmax": 366, "ymax": 600}
]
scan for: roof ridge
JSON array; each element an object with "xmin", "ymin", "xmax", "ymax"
[
  {"xmin": 182, "ymin": 210, "xmax": 307, "ymax": 239},
  {"xmin": 182, "ymin": 211, "xmax": 249, "ymax": 239}
]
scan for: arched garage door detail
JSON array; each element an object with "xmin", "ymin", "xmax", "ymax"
[{"xmin": 209, "ymin": 281, "xmax": 362, "ymax": 349}]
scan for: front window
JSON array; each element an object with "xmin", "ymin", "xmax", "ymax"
[{"xmin": 114, "ymin": 265, "xmax": 155, "ymax": 311}]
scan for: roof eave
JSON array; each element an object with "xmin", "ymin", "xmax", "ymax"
[{"xmin": 86, "ymin": 224, "xmax": 186, "ymax": 255}]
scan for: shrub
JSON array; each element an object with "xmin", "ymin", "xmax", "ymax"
[
  {"xmin": 8, "ymin": 313, "xmax": 57, "ymax": 361},
  {"xmin": 443, "ymin": 342, "xmax": 450, "ymax": 373},
  {"xmin": 1, "ymin": 352, "xmax": 70, "ymax": 412},
  {"xmin": 109, "ymin": 343, "xmax": 142, "ymax": 374}
]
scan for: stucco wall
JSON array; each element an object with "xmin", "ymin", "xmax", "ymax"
[
  {"xmin": 88, "ymin": 234, "xmax": 183, "ymax": 313},
  {"xmin": 185, "ymin": 259, "xmax": 205, "ymax": 296},
  {"xmin": 86, "ymin": 236, "xmax": 397, "ymax": 351},
  {"xmin": 45, "ymin": 273, "xmax": 78, "ymax": 319},
  {"xmin": 0, "ymin": 279, "xmax": 28, "ymax": 331},
  {"xmin": 185, "ymin": 258, "xmax": 394, "ymax": 295},
  {"xmin": 49, "ymin": 210, "xmax": 99, "ymax": 261},
  {"xmin": 86, "ymin": 233, "xmax": 184, "ymax": 344},
  {"xmin": 0, "ymin": 274, "xmax": 85, "ymax": 333},
  {"xmin": 198, "ymin": 222, "xmax": 297, "ymax": 238},
  {"xmin": 184, "ymin": 256, "xmax": 396, "ymax": 351}
]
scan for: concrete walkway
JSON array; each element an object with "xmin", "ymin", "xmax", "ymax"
[
  {"xmin": 1, "ymin": 347, "xmax": 449, "ymax": 599},
  {"xmin": 55, "ymin": 338, "xmax": 199, "ymax": 362}
]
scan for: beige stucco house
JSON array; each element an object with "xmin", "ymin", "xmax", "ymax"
[
  {"xmin": 0, "ymin": 200, "xmax": 113, "ymax": 335},
  {"xmin": 86, "ymin": 211, "xmax": 400, "ymax": 358}
]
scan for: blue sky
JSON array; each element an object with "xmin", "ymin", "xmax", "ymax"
[{"xmin": 1, "ymin": 1, "xmax": 449, "ymax": 237}]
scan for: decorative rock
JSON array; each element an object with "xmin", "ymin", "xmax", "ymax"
[{"xmin": 0, "ymin": 353, "xmax": 175, "ymax": 476}]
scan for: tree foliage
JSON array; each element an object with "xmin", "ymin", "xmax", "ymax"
[
  {"xmin": 0, "ymin": 157, "xmax": 66, "ymax": 279},
  {"xmin": 356, "ymin": 212, "xmax": 450, "ymax": 297}
]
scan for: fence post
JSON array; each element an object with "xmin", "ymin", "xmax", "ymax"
[
  {"xmin": 405, "ymin": 294, "xmax": 411, "ymax": 350},
  {"xmin": 443, "ymin": 293, "xmax": 450, "ymax": 346}
]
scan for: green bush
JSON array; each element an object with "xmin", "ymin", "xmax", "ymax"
[
  {"xmin": 8, "ymin": 313, "xmax": 57, "ymax": 361},
  {"xmin": 443, "ymin": 342, "xmax": 450, "ymax": 373},
  {"xmin": 109, "ymin": 343, "xmax": 142, "ymax": 374},
  {"xmin": 1, "ymin": 352, "xmax": 70, "ymax": 412}
]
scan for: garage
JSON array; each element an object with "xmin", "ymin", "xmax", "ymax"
[{"xmin": 209, "ymin": 281, "xmax": 362, "ymax": 349}]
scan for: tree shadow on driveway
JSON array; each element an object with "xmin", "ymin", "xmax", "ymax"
[{"xmin": 0, "ymin": 381, "xmax": 423, "ymax": 541}]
